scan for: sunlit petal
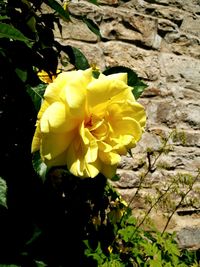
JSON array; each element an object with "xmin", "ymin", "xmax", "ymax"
[
  {"xmin": 99, "ymin": 150, "xmax": 121, "ymax": 165},
  {"xmin": 80, "ymin": 124, "xmax": 98, "ymax": 163},
  {"xmin": 40, "ymin": 102, "xmax": 78, "ymax": 133},
  {"xmin": 64, "ymin": 68, "xmax": 93, "ymax": 116},
  {"xmin": 99, "ymin": 72, "xmax": 127, "ymax": 83},
  {"xmin": 66, "ymin": 136, "xmax": 100, "ymax": 178},
  {"xmin": 41, "ymin": 131, "xmax": 73, "ymax": 161},
  {"xmin": 45, "ymin": 149, "xmax": 67, "ymax": 167},
  {"xmin": 107, "ymin": 101, "xmax": 146, "ymax": 130},
  {"xmin": 44, "ymin": 74, "xmax": 67, "ymax": 103},
  {"xmin": 38, "ymin": 100, "xmax": 49, "ymax": 120},
  {"xmin": 31, "ymin": 123, "xmax": 41, "ymax": 153},
  {"xmin": 111, "ymin": 117, "xmax": 142, "ymax": 144},
  {"xmin": 87, "ymin": 77, "xmax": 128, "ymax": 108},
  {"xmin": 85, "ymin": 161, "xmax": 100, "ymax": 178}
]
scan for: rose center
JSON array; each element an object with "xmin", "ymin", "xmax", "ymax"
[{"xmin": 84, "ymin": 114, "xmax": 109, "ymax": 141}]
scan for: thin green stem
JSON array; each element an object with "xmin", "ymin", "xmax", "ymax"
[
  {"xmin": 133, "ymin": 181, "xmax": 175, "ymax": 234},
  {"xmin": 161, "ymin": 170, "xmax": 200, "ymax": 235},
  {"xmin": 126, "ymin": 130, "xmax": 175, "ymax": 210}
]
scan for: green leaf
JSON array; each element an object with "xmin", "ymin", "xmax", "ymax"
[
  {"xmin": 87, "ymin": 0, "xmax": 99, "ymax": 5},
  {"xmin": 0, "ymin": 22, "xmax": 32, "ymax": 45},
  {"xmin": 0, "ymin": 176, "xmax": 7, "ymax": 208},
  {"xmin": 126, "ymin": 216, "xmax": 137, "ymax": 225},
  {"xmin": 103, "ymin": 66, "xmax": 148, "ymax": 99},
  {"xmin": 72, "ymin": 46, "xmax": 90, "ymax": 70},
  {"xmin": 111, "ymin": 174, "xmax": 120, "ymax": 181},
  {"xmin": 0, "ymin": 16, "xmax": 10, "ymax": 20},
  {"xmin": 27, "ymin": 84, "xmax": 47, "ymax": 112},
  {"xmin": 83, "ymin": 17, "xmax": 101, "ymax": 37},
  {"xmin": 15, "ymin": 68, "xmax": 27, "ymax": 82},
  {"xmin": 133, "ymin": 82, "xmax": 148, "ymax": 100},
  {"xmin": 32, "ymin": 151, "xmax": 48, "ymax": 182},
  {"xmin": 62, "ymin": 45, "xmax": 90, "ymax": 70},
  {"xmin": 0, "ymin": 265, "xmax": 21, "ymax": 267},
  {"xmin": 34, "ymin": 261, "xmax": 47, "ymax": 267},
  {"xmin": 46, "ymin": 0, "xmax": 70, "ymax": 21},
  {"xmin": 118, "ymin": 225, "xmax": 135, "ymax": 242},
  {"xmin": 84, "ymin": 241, "xmax": 106, "ymax": 265},
  {"xmin": 92, "ymin": 69, "xmax": 100, "ymax": 79},
  {"xmin": 26, "ymin": 225, "xmax": 42, "ymax": 246},
  {"xmin": 101, "ymin": 260, "xmax": 124, "ymax": 267}
]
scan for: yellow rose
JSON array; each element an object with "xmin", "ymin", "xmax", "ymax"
[{"xmin": 31, "ymin": 68, "xmax": 146, "ymax": 179}]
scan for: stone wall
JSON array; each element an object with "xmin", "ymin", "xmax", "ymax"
[{"xmin": 55, "ymin": 0, "xmax": 200, "ymax": 248}]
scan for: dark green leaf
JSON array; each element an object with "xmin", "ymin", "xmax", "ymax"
[
  {"xmin": 133, "ymin": 81, "xmax": 148, "ymax": 100},
  {"xmin": 46, "ymin": 0, "xmax": 70, "ymax": 21},
  {"xmin": 0, "ymin": 22, "xmax": 32, "ymax": 46},
  {"xmin": 92, "ymin": 69, "xmax": 100, "ymax": 79},
  {"xmin": 0, "ymin": 265, "xmax": 21, "ymax": 267},
  {"xmin": 87, "ymin": 0, "xmax": 99, "ymax": 5},
  {"xmin": 103, "ymin": 66, "xmax": 148, "ymax": 99},
  {"xmin": 0, "ymin": 176, "xmax": 7, "ymax": 208},
  {"xmin": 0, "ymin": 16, "xmax": 9, "ymax": 20},
  {"xmin": 62, "ymin": 45, "xmax": 90, "ymax": 70},
  {"xmin": 26, "ymin": 225, "xmax": 42, "ymax": 246},
  {"xmin": 27, "ymin": 84, "xmax": 47, "ymax": 112},
  {"xmin": 83, "ymin": 18, "xmax": 101, "ymax": 37},
  {"xmin": 111, "ymin": 174, "xmax": 120, "ymax": 181},
  {"xmin": 34, "ymin": 261, "xmax": 47, "ymax": 267},
  {"xmin": 32, "ymin": 151, "xmax": 47, "ymax": 182},
  {"xmin": 72, "ymin": 46, "xmax": 90, "ymax": 70},
  {"xmin": 15, "ymin": 68, "xmax": 27, "ymax": 82}
]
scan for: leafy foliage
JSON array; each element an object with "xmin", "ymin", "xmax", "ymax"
[
  {"xmin": 0, "ymin": 22, "xmax": 32, "ymax": 45},
  {"xmin": 32, "ymin": 151, "xmax": 48, "ymax": 182},
  {"xmin": 27, "ymin": 84, "xmax": 46, "ymax": 112},
  {"xmin": 83, "ymin": 17, "xmax": 102, "ymax": 37},
  {"xmin": 0, "ymin": 176, "xmax": 7, "ymax": 208},
  {"xmin": 83, "ymin": 192, "xmax": 199, "ymax": 267}
]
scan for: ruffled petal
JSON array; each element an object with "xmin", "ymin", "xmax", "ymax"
[
  {"xmin": 107, "ymin": 101, "xmax": 146, "ymax": 130},
  {"xmin": 99, "ymin": 150, "xmax": 121, "ymax": 165},
  {"xmin": 85, "ymin": 161, "xmax": 100, "ymax": 178},
  {"xmin": 99, "ymin": 72, "xmax": 127, "ymax": 83},
  {"xmin": 37, "ymin": 100, "xmax": 49, "ymax": 120},
  {"xmin": 44, "ymin": 149, "xmax": 68, "ymax": 167},
  {"xmin": 31, "ymin": 123, "xmax": 41, "ymax": 153},
  {"xmin": 43, "ymin": 73, "xmax": 68, "ymax": 103},
  {"xmin": 80, "ymin": 124, "xmax": 98, "ymax": 163},
  {"xmin": 87, "ymin": 76, "xmax": 128, "ymax": 108},
  {"xmin": 66, "ymin": 135, "xmax": 100, "ymax": 178},
  {"xmin": 41, "ymin": 131, "xmax": 73, "ymax": 162},
  {"xmin": 110, "ymin": 117, "xmax": 142, "ymax": 145},
  {"xmin": 40, "ymin": 101, "xmax": 78, "ymax": 133},
  {"xmin": 44, "ymin": 68, "xmax": 92, "ymax": 105},
  {"xmin": 64, "ymin": 69, "xmax": 92, "ymax": 115}
]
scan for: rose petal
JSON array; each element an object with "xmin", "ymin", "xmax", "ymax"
[
  {"xmin": 40, "ymin": 101, "xmax": 78, "ymax": 133},
  {"xmin": 87, "ymin": 76, "xmax": 128, "ymax": 108},
  {"xmin": 66, "ymin": 136, "xmax": 100, "ymax": 178},
  {"xmin": 41, "ymin": 131, "xmax": 73, "ymax": 161},
  {"xmin": 31, "ymin": 123, "xmax": 41, "ymax": 153}
]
